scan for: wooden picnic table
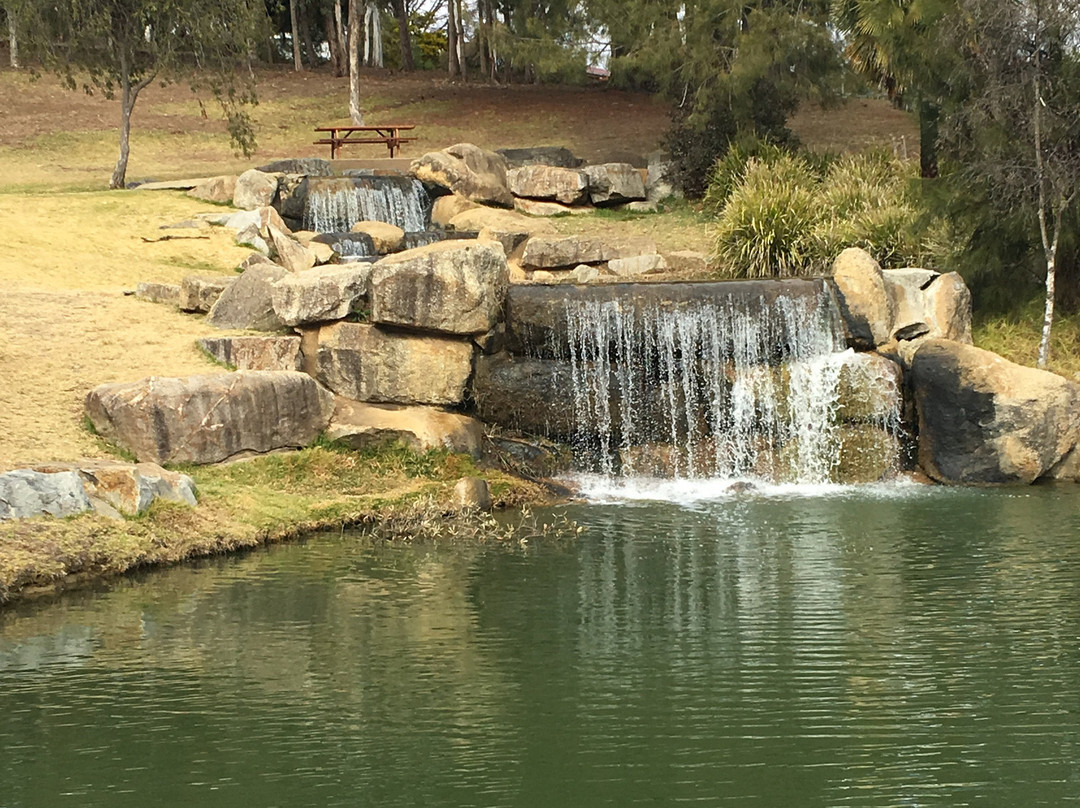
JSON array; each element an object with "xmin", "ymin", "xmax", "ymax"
[{"xmin": 313, "ymin": 124, "xmax": 417, "ymax": 159}]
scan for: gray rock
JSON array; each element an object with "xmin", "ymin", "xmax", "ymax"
[
  {"xmin": 180, "ymin": 276, "xmax": 235, "ymax": 313},
  {"xmin": 911, "ymin": 339, "xmax": 1080, "ymax": 484},
  {"xmin": 454, "ymin": 477, "xmax": 492, "ymax": 511},
  {"xmin": 371, "ymin": 240, "xmax": 509, "ymax": 335},
  {"xmin": 225, "ymin": 206, "xmax": 289, "ymax": 234},
  {"xmin": 583, "ymin": 163, "xmax": 647, "ymax": 206},
  {"xmin": 256, "ymin": 157, "xmax": 333, "ymax": 176},
  {"xmin": 663, "ymin": 250, "xmax": 710, "ymax": 275},
  {"xmin": 27, "ymin": 461, "xmax": 198, "ymax": 517},
  {"xmin": 307, "ymin": 323, "xmax": 474, "ymax": 406},
  {"xmin": 268, "ymin": 225, "xmax": 316, "ymax": 272},
  {"xmin": 271, "ymin": 264, "xmax": 371, "ymax": 326},
  {"xmin": 472, "ymin": 353, "xmax": 578, "ymax": 437},
  {"xmin": 207, "ymin": 266, "xmax": 288, "ymax": 331},
  {"xmin": 507, "ymin": 165, "xmax": 588, "ymax": 205},
  {"xmin": 198, "ymin": 336, "xmax": 302, "ymax": 371},
  {"xmin": 235, "ymin": 223, "xmax": 270, "ymax": 256},
  {"xmin": 136, "ymin": 282, "xmax": 181, "ymax": 306},
  {"xmin": 84, "ymin": 371, "xmax": 335, "ymax": 465},
  {"xmin": 0, "ymin": 470, "xmax": 92, "ymax": 520},
  {"xmin": 831, "ymin": 247, "xmax": 894, "ymax": 349},
  {"xmin": 568, "ymin": 264, "xmax": 601, "ymax": 284},
  {"xmin": 232, "ymin": 169, "xmax": 280, "ymax": 210},
  {"xmin": 521, "ymin": 235, "xmax": 656, "ymax": 269},
  {"xmin": 496, "ymin": 146, "xmax": 583, "ymax": 169},
  {"xmin": 187, "ymin": 175, "xmax": 237, "ymax": 204},
  {"xmin": 608, "ymin": 253, "xmax": 667, "ymax": 277},
  {"xmin": 410, "ymin": 143, "xmax": 514, "ymax": 208},
  {"xmin": 326, "ymin": 398, "xmax": 484, "ymax": 457}
]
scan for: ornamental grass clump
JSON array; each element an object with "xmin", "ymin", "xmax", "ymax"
[{"xmin": 711, "ymin": 149, "xmax": 931, "ymax": 277}]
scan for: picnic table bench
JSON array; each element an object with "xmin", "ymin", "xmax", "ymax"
[{"xmin": 314, "ymin": 124, "xmax": 417, "ymax": 159}]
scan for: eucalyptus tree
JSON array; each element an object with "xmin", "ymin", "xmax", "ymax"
[{"xmin": 21, "ymin": 0, "xmax": 266, "ymax": 189}]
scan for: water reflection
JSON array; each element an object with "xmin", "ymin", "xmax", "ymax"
[{"xmin": 2, "ymin": 487, "xmax": 1080, "ymax": 807}]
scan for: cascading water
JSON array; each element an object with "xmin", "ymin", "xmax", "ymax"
[
  {"xmin": 303, "ymin": 176, "xmax": 430, "ymax": 233},
  {"xmin": 562, "ymin": 290, "xmax": 902, "ymax": 485}
]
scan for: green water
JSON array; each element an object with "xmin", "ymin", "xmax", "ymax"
[{"xmin": 2, "ymin": 484, "xmax": 1080, "ymax": 807}]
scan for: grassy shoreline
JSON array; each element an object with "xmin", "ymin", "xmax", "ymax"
[{"xmin": 0, "ymin": 444, "xmax": 566, "ymax": 606}]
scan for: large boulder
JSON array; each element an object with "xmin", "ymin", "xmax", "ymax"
[
  {"xmin": 446, "ymin": 205, "xmax": 551, "ymax": 235},
  {"xmin": 136, "ymin": 282, "xmax": 181, "ymax": 306},
  {"xmin": 31, "ymin": 461, "xmax": 197, "ymax": 517},
  {"xmin": 350, "ymin": 220, "xmax": 405, "ymax": 253},
  {"xmin": 232, "ymin": 169, "xmax": 280, "ymax": 210},
  {"xmin": 431, "ymin": 194, "xmax": 480, "ymax": 227},
  {"xmin": 521, "ymin": 235, "xmax": 656, "ymax": 269},
  {"xmin": 911, "ymin": 339, "xmax": 1080, "ymax": 484},
  {"xmin": 84, "ymin": 372, "xmax": 334, "ymax": 465},
  {"xmin": 256, "ymin": 157, "xmax": 333, "ymax": 176},
  {"xmin": 371, "ymin": 240, "xmax": 509, "ymax": 335},
  {"xmin": 271, "ymin": 264, "xmax": 371, "ymax": 326},
  {"xmin": 927, "ymin": 272, "xmax": 973, "ymax": 343},
  {"xmin": 188, "ymin": 175, "xmax": 237, "ymax": 204},
  {"xmin": 883, "ymin": 268, "xmax": 973, "ymax": 344},
  {"xmin": 326, "ymin": 398, "xmax": 484, "ymax": 457},
  {"xmin": 180, "ymin": 275, "xmax": 235, "ymax": 314},
  {"xmin": 0, "ymin": 469, "xmax": 91, "ymax": 520},
  {"xmin": 608, "ymin": 254, "xmax": 667, "ymax": 277},
  {"xmin": 410, "ymin": 143, "xmax": 514, "ymax": 208},
  {"xmin": 268, "ymin": 225, "xmax": 317, "ymax": 273},
  {"xmin": 507, "ymin": 165, "xmax": 588, "ymax": 205},
  {"xmin": 306, "ymin": 322, "xmax": 474, "ymax": 405},
  {"xmin": 197, "ymin": 336, "xmax": 302, "ymax": 371},
  {"xmin": 496, "ymin": 146, "xmax": 583, "ymax": 169},
  {"xmin": 207, "ymin": 265, "xmax": 288, "ymax": 331},
  {"xmin": 831, "ymin": 248, "xmax": 895, "ymax": 349},
  {"xmin": 583, "ymin": 163, "xmax": 647, "ymax": 206},
  {"xmin": 514, "ymin": 199, "xmax": 594, "ymax": 217},
  {"xmin": 472, "ymin": 353, "xmax": 577, "ymax": 436}
]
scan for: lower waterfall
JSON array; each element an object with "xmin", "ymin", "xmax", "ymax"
[
  {"xmin": 562, "ymin": 290, "xmax": 902, "ymax": 485},
  {"xmin": 303, "ymin": 175, "xmax": 430, "ymax": 233}
]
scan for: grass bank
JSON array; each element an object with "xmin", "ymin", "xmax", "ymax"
[{"xmin": 0, "ymin": 443, "xmax": 564, "ymax": 605}]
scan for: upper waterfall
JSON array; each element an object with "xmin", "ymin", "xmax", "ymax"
[{"xmin": 303, "ymin": 175, "xmax": 430, "ymax": 233}]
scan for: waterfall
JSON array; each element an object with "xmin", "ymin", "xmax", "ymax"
[
  {"xmin": 562, "ymin": 291, "xmax": 902, "ymax": 485},
  {"xmin": 303, "ymin": 176, "xmax": 430, "ymax": 233}
]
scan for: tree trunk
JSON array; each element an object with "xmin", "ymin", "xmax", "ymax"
[
  {"xmin": 477, "ymin": 0, "xmax": 487, "ymax": 78},
  {"xmin": 7, "ymin": 8, "xmax": 18, "ymax": 69},
  {"xmin": 109, "ymin": 53, "xmax": 153, "ymax": 190},
  {"xmin": 447, "ymin": 0, "xmax": 459, "ymax": 76},
  {"xmin": 455, "ymin": 0, "xmax": 466, "ymax": 80},
  {"xmin": 333, "ymin": 0, "xmax": 348, "ymax": 75},
  {"xmin": 298, "ymin": 0, "xmax": 318, "ymax": 68},
  {"xmin": 918, "ymin": 97, "xmax": 939, "ymax": 179},
  {"xmin": 290, "ymin": 0, "xmax": 304, "ymax": 70},
  {"xmin": 348, "ymin": 0, "xmax": 364, "ymax": 124},
  {"xmin": 363, "ymin": 2, "xmax": 383, "ymax": 67},
  {"xmin": 391, "ymin": 0, "xmax": 414, "ymax": 70}
]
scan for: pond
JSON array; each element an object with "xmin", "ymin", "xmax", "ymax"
[{"xmin": 2, "ymin": 483, "xmax": 1080, "ymax": 807}]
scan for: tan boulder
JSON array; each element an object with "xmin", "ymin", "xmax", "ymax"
[
  {"xmin": 136, "ymin": 282, "xmax": 181, "ymax": 306},
  {"xmin": 410, "ymin": 143, "xmax": 514, "ymax": 208},
  {"xmin": 831, "ymin": 247, "xmax": 895, "ymax": 349},
  {"xmin": 453, "ymin": 476, "xmax": 492, "ymax": 511},
  {"xmin": 507, "ymin": 165, "xmax": 588, "ymax": 205},
  {"xmin": 268, "ymin": 225, "xmax": 317, "ymax": 273},
  {"xmin": 608, "ymin": 253, "xmax": 667, "ymax": 277},
  {"xmin": 197, "ymin": 336, "xmax": 302, "ymax": 371},
  {"xmin": 188, "ymin": 175, "xmax": 237, "ymax": 204},
  {"xmin": 84, "ymin": 372, "xmax": 334, "ymax": 465},
  {"xmin": 309, "ymin": 241, "xmax": 337, "ymax": 265},
  {"xmin": 271, "ymin": 264, "xmax": 371, "ymax": 327},
  {"xmin": 207, "ymin": 265, "xmax": 288, "ymax": 331},
  {"xmin": 521, "ymin": 235, "xmax": 657, "ymax": 269},
  {"xmin": 350, "ymin": 220, "xmax": 405, "ymax": 253},
  {"xmin": 446, "ymin": 206, "xmax": 552, "ymax": 235},
  {"xmin": 583, "ymin": 163, "xmax": 647, "ymax": 205},
  {"xmin": 927, "ymin": 272, "xmax": 973, "ymax": 343},
  {"xmin": 232, "ymin": 169, "xmax": 280, "ymax": 210},
  {"xmin": 911, "ymin": 339, "xmax": 1080, "ymax": 484},
  {"xmin": 514, "ymin": 199, "xmax": 594, "ymax": 217},
  {"xmin": 308, "ymin": 322, "xmax": 474, "ymax": 406},
  {"xmin": 326, "ymin": 398, "xmax": 484, "ymax": 457},
  {"xmin": 180, "ymin": 275, "xmax": 235, "ymax": 313},
  {"xmin": 371, "ymin": 240, "xmax": 509, "ymax": 335},
  {"xmin": 431, "ymin": 194, "xmax": 480, "ymax": 227}
]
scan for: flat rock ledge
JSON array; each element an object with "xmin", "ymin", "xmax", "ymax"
[
  {"xmin": 85, "ymin": 371, "xmax": 334, "ymax": 465},
  {"xmin": 0, "ymin": 462, "xmax": 196, "ymax": 521}
]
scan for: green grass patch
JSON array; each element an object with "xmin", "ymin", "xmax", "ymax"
[{"xmin": 973, "ymin": 304, "xmax": 1080, "ymax": 379}]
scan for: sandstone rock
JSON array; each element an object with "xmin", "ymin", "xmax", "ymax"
[
  {"xmin": 271, "ymin": 264, "xmax": 371, "ymax": 326},
  {"xmin": 0, "ymin": 469, "xmax": 91, "ymax": 520},
  {"xmin": 514, "ymin": 199, "xmax": 594, "ymax": 217},
  {"xmin": 410, "ymin": 143, "xmax": 513, "ymax": 208},
  {"xmin": 309, "ymin": 241, "xmax": 337, "ymax": 265},
  {"xmin": 569, "ymin": 264, "xmax": 600, "ymax": 284},
  {"xmin": 233, "ymin": 169, "xmax": 280, "ymax": 210},
  {"xmin": 911, "ymin": 339, "xmax": 1080, "ymax": 484},
  {"xmin": 496, "ymin": 146, "xmax": 583, "ymax": 169},
  {"xmin": 198, "ymin": 336, "xmax": 302, "ymax": 371},
  {"xmin": 446, "ymin": 206, "xmax": 552, "ymax": 235},
  {"xmin": 831, "ymin": 247, "xmax": 894, "ymax": 349},
  {"xmin": 188, "ymin": 175, "xmax": 237, "ymax": 204},
  {"xmin": 472, "ymin": 353, "xmax": 577, "ymax": 436},
  {"xmin": 663, "ymin": 250, "xmax": 710, "ymax": 275},
  {"xmin": 268, "ymin": 225, "xmax": 317, "ymax": 272},
  {"xmin": 326, "ymin": 398, "xmax": 484, "ymax": 456},
  {"xmin": 67, "ymin": 462, "xmax": 197, "ymax": 516},
  {"xmin": 256, "ymin": 157, "xmax": 333, "ymax": 176},
  {"xmin": 371, "ymin": 240, "xmax": 509, "ymax": 335},
  {"xmin": 431, "ymin": 194, "xmax": 480, "ymax": 227},
  {"xmin": 583, "ymin": 163, "xmax": 647, "ymax": 206},
  {"xmin": 308, "ymin": 322, "xmax": 474, "ymax": 405},
  {"xmin": 453, "ymin": 476, "xmax": 492, "ymax": 511},
  {"xmin": 927, "ymin": 272, "xmax": 973, "ymax": 343},
  {"xmin": 207, "ymin": 265, "xmax": 288, "ymax": 331},
  {"xmin": 646, "ymin": 152, "xmax": 679, "ymax": 201},
  {"xmin": 85, "ymin": 372, "xmax": 334, "ymax": 465},
  {"xmin": 180, "ymin": 276, "xmax": 235, "ymax": 313},
  {"xmin": 136, "ymin": 282, "xmax": 181, "ymax": 306},
  {"xmin": 235, "ymin": 223, "xmax": 270, "ymax": 255},
  {"xmin": 521, "ymin": 235, "xmax": 657, "ymax": 269},
  {"xmin": 239, "ymin": 253, "xmax": 279, "ymax": 273},
  {"xmin": 478, "ymin": 227, "xmax": 529, "ymax": 259},
  {"xmin": 507, "ymin": 165, "xmax": 588, "ymax": 205},
  {"xmin": 834, "ymin": 351, "xmax": 903, "ymax": 423},
  {"xmin": 608, "ymin": 253, "xmax": 667, "ymax": 277},
  {"xmin": 350, "ymin": 220, "xmax": 405, "ymax": 253},
  {"xmin": 225, "ymin": 206, "xmax": 289, "ymax": 235},
  {"xmin": 529, "ymin": 270, "xmax": 557, "ymax": 281}
]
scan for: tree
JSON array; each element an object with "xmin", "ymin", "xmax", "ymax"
[
  {"xmin": 290, "ymin": 0, "xmax": 304, "ymax": 69},
  {"xmin": 390, "ymin": 0, "xmax": 414, "ymax": 70},
  {"xmin": 4, "ymin": 1, "xmax": 20, "ymax": 69},
  {"xmin": 942, "ymin": 0, "xmax": 1080, "ymax": 366},
  {"xmin": 21, "ymin": 0, "xmax": 265, "ymax": 189},
  {"xmin": 348, "ymin": 0, "xmax": 365, "ymax": 123}
]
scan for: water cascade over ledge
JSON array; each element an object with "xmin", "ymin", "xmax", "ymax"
[
  {"xmin": 494, "ymin": 281, "xmax": 904, "ymax": 487},
  {"xmin": 303, "ymin": 175, "xmax": 430, "ymax": 234}
]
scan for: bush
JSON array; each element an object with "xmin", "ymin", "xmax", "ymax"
[{"xmin": 711, "ymin": 149, "xmax": 934, "ymax": 278}]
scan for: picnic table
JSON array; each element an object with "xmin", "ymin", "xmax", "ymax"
[{"xmin": 313, "ymin": 124, "xmax": 417, "ymax": 159}]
